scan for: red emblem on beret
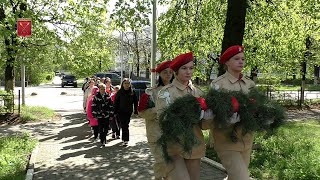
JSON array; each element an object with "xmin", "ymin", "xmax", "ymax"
[
  {"xmin": 170, "ymin": 52, "xmax": 194, "ymax": 71},
  {"xmin": 219, "ymin": 45, "xmax": 244, "ymax": 64},
  {"xmin": 155, "ymin": 60, "xmax": 172, "ymax": 73}
]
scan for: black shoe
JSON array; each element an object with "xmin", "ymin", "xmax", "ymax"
[
  {"xmin": 116, "ymin": 135, "xmax": 120, "ymax": 139},
  {"xmin": 111, "ymin": 133, "xmax": 115, "ymax": 139}
]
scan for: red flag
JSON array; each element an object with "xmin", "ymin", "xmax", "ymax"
[{"xmin": 17, "ymin": 18, "xmax": 32, "ymax": 37}]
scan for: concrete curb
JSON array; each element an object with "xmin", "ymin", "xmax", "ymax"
[
  {"xmin": 201, "ymin": 157, "xmax": 227, "ymax": 173},
  {"xmin": 25, "ymin": 144, "xmax": 39, "ymax": 180}
]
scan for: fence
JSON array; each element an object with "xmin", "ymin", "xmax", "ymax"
[{"xmin": 263, "ymin": 86, "xmax": 320, "ymax": 106}]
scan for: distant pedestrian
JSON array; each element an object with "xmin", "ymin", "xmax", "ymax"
[
  {"xmin": 92, "ymin": 83, "xmax": 114, "ymax": 148},
  {"xmin": 110, "ymin": 85, "xmax": 121, "ymax": 139},
  {"xmin": 104, "ymin": 77, "xmax": 114, "ymax": 95},
  {"xmin": 114, "ymin": 78, "xmax": 138, "ymax": 146},
  {"xmin": 86, "ymin": 86, "xmax": 99, "ymax": 141},
  {"xmin": 83, "ymin": 79, "xmax": 95, "ymax": 112},
  {"xmin": 82, "ymin": 77, "xmax": 90, "ymax": 93}
]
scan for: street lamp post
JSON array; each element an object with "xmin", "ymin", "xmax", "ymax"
[{"xmin": 150, "ymin": 0, "xmax": 157, "ymax": 87}]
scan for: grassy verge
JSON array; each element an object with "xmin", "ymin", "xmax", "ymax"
[
  {"xmin": 0, "ymin": 133, "xmax": 37, "ymax": 180},
  {"xmin": 204, "ymin": 120, "xmax": 320, "ymax": 180},
  {"xmin": 20, "ymin": 105, "xmax": 55, "ymax": 122}
]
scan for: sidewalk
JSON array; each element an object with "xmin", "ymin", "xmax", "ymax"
[{"xmin": 1, "ymin": 111, "xmax": 226, "ymax": 180}]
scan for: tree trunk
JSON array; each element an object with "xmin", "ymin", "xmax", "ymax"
[
  {"xmin": 314, "ymin": 65, "xmax": 319, "ymax": 85},
  {"xmin": 134, "ymin": 31, "xmax": 140, "ymax": 77},
  {"xmin": 219, "ymin": 0, "xmax": 247, "ymax": 76}
]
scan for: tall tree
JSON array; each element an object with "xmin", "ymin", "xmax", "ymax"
[{"xmin": 218, "ymin": 0, "xmax": 247, "ymax": 76}]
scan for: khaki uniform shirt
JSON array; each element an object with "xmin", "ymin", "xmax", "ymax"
[
  {"xmin": 156, "ymin": 78, "xmax": 205, "ymax": 159},
  {"xmin": 138, "ymin": 86, "xmax": 162, "ymax": 143},
  {"xmin": 210, "ymin": 71, "xmax": 255, "ymax": 151}
]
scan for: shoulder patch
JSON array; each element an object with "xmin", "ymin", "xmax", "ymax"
[{"xmin": 211, "ymin": 74, "xmax": 225, "ymax": 83}]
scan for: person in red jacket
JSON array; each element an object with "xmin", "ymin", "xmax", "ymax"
[{"xmin": 86, "ymin": 86, "xmax": 99, "ymax": 141}]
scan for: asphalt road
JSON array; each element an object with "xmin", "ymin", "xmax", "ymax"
[{"xmin": 13, "ymin": 83, "xmax": 84, "ymax": 112}]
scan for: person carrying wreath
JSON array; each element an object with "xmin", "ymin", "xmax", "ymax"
[
  {"xmin": 138, "ymin": 60, "xmax": 174, "ymax": 180},
  {"xmin": 156, "ymin": 52, "xmax": 212, "ymax": 180},
  {"xmin": 209, "ymin": 45, "xmax": 255, "ymax": 180}
]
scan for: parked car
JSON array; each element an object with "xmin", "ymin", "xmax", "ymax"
[
  {"xmin": 61, "ymin": 75, "xmax": 77, "ymax": 88},
  {"xmin": 94, "ymin": 72, "xmax": 121, "ymax": 86},
  {"xmin": 131, "ymin": 80, "xmax": 151, "ymax": 101}
]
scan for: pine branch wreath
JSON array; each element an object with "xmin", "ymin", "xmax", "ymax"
[
  {"xmin": 206, "ymin": 88, "xmax": 286, "ymax": 135},
  {"xmin": 157, "ymin": 88, "xmax": 286, "ymax": 161},
  {"xmin": 157, "ymin": 95, "xmax": 202, "ymax": 162}
]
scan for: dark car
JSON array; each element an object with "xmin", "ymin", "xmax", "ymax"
[
  {"xmin": 61, "ymin": 75, "xmax": 77, "ymax": 88},
  {"xmin": 131, "ymin": 80, "xmax": 151, "ymax": 101},
  {"xmin": 94, "ymin": 72, "xmax": 121, "ymax": 86}
]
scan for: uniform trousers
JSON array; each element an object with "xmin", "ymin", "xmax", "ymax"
[
  {"xmin": 216, "ymin": 148, "xmax": 252, "ymax": 180},
  {"xmin": 149, "ymin": 142, "xmax": 173, "ymax": 179},
  {"xmin": 118, "ymin": 113, "xmax": 131, "ymax": 141},
  {"xmin": 98, "ymin": 118, "xmax": 109, "ymax": 144}
]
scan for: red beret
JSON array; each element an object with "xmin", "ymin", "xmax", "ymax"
[
  {"xmin": 220, "ymin": 45, "xmax": 244, "ymax": 64},
  {"xmin": 155, "ymin": 60, "xmax": 172, "ymax": 73},
  {"xmin": 170, "ymin": 52, "xmax": 194, "ymax": 72}
]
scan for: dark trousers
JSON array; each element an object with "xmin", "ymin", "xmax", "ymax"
[
  {"xmin": 119, "ymin": 113, "xmax": 131, "ymax": 142},
  {"xmin": 110, "ymin": 116, "xmax": 120, "ymax": 136},
  {"xmin": 98, "ymin": 118, "xmax": 109, "ymax": 144},
  {"xmin": 91, "ymin": 126, "xmax": 99, "ymax": 139}
]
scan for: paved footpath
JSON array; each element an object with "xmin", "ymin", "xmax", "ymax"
[{"xmin": 1, "ymin": 111, "xmax": 226, "ymax": 180}]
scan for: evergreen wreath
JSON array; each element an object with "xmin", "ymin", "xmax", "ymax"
[
  {"xmin": 157, "ymin": 95, "xmax": 202, "ymax": 162},
  {"xmin": 205, "ymin": 88, "xmax": 286, "ymax": 135},
  {"xmin": 157, "ymin": 88, "xmax": 286, "ymax": 160}
]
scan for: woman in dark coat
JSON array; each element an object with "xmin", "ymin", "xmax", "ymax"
[
  {"xmin": 114, "ymin": 78, "xmax": 138, "ymax": 146},
  {"xmin": 91, "ymin": 83, "xmax": 114, "ymax": 148}
]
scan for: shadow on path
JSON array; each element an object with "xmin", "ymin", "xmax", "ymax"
[{"xmin": 31, "ymin": 112, "xmax": 155, "ymax": 180}]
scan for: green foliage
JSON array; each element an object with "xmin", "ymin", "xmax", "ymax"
[
  {"xmin": 250, "ymin": 121, "xmax": 320, "ymax": 180},
  {"xmin": 111, "ymin": 0, "xmax": 151, "ymax": 30},
  {"xmin": 20, "ymin": 105, "xmax": 55, "ymax": 122},
  {"xmin": 157, "ymin": 95, "xmax": 202, "ymax": 162},
  {"xmin": 0, "ymin": 133, "xmax": 37, "ymax": 180}
]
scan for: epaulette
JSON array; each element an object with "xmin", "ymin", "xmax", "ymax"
[
  {"xmin": 158, "ymin": 84, "xmax": 173, "ymax": 96},
  {"xmin": 211, "ymin": 74, "xmax": 226, "ymax": 83}
]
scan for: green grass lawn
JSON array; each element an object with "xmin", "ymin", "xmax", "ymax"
[
  {"xmin": 0, "ymin": 133, "xmax": 37, "ymax": 180},
  {"xmin": 20, "ymin": 105, "xmax": 55, "ymax": 122},
  {"xmin": 204, "ymin": 120, "xmax": 320, "ymax": 180}
]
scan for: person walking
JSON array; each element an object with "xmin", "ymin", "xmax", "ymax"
[
  {"xmin": 86, "ymin": 86, "xmax": 99, "ymax": 141},
  {"xmin": 138, "ymin": 60, "xmax": 174, "ymax": 180},
  {"xmin": 114, "ymin": 78, "xmax": 138, "ymax": 146},
  {"xmin": 110, "ymin": 85, "xmax": 121, "ymax": 139},
  {"xmin": 83, "ymin": 79, "xmax": 95, "ymax": 112},
  {"xmin": 209, "ymin": 45, "xmax": 255, "ymax": 180},
  {"xmin": 156, "ymin": 52, "xmax": 208, "ymax": 180},
  {"xmin": 91, "ymin": 83, "xmax": 114, "ymax": 148}
]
